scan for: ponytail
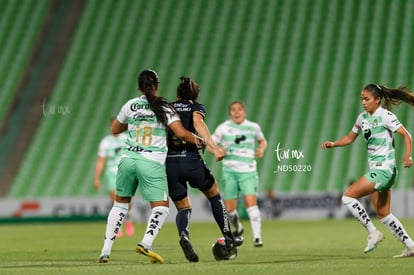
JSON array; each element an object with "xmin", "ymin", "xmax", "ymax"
[
  {"xmin": 364, "ymin": 84, "xmax": 414, "ymax": 110},
  {"xmin": 138, "ymin": 70, "xmax": 175, "ymax": 127}
]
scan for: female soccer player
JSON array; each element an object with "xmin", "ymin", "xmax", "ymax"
[
  {"xmin": 166, "ymin": 76, "xmax": 242, "ymax": 262},
  {"xmin": 98, "ymin": 70, "xmax": 203, "ymax": 264},
  {"xmin": 212, "ymin": 101, "xmax": 267, "ymax": 247},
  {"xmin": 321, "ymin": 84, "xmax": 414, "ymax": 258}
]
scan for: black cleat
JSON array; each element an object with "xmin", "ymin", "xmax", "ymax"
[
  {"xmin": 225, "ymin": 236, "xmax": 244, "ymax": 250},
  {"xmin": 232, "ymin": 228, "xmax": 244, "ymax": 237},
  {"xmin": 179, "ymin": 235, "xmax": 199, "ymax": 262}
]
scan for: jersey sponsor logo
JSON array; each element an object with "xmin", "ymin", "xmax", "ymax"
[
  {"xmin": 115, "ymin": 146, "xmax": 123, "ymax": 154},
  {"xmin": 132, "ymin": 110, "xmax": 156, "ymax": 121},
  {"xmin": 173, "ymin": 102, "xmax": 191, "ymax": 112},
  {"xmin": 361, "ymin": 120, "xmax": 373, "ymax": 140},
  {"xmin": 234, "ymin": 135, "xmax": 246, "ymax": 144},
  {"xmin": 127, "ymin": 145, "xmax": 152, "ymax": 153},
  {"xmin": 130, "ymin": 102, "xmax": 150, "ymax": 111},
  {"xmin": 364, "ymin": 129, "xmax": 372, "ymax": 140}
]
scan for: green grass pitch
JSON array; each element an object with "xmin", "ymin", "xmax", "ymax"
[{"xmin": 0, "ymin": 219, "xmax": 413, "ymax": 274}]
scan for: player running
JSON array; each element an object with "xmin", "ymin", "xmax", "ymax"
[{"xmin": 321, "ymin": 84, "xmax": 414, "ymax": 258}]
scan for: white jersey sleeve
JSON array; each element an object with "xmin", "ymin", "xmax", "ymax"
[
  {"xmin": 97, "ymin": 138, "xmax": 108, "ymax": 157},
  {"xmin": 351, "ymin": 113, "xmax": 364, "ymax": 134},
  {"xmin": 382, "ymin": 110, "xmax": 401, "ymax": 132},
  {"xmin": 212, "ymin": 122, "xmax": 225, "ymax": 144},
  {"xmin": 116, "ymin": 100, "xmax": 131, "ymax": 124},
  {"xmin": 254, "ymin": 122, "xmax": 265, "ymax": 141}
]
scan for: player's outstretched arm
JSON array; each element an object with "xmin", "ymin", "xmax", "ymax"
[{"xmin": 321, "ymin": 131, "xmax": 358, "ymax": 150}]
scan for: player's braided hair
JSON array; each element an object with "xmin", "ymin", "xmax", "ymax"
[
  {"xmin": 365, "ymin": 84, "xmax": 414, "ymax": 110},
  {"xmin": 138, "ymin": 69, "xmax": 174, "ymax": 127},
  {"xmin": 177, "ymin": 76, "xmax": 200, "ymax": 102}
]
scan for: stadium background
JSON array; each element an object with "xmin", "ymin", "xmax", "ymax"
[{"xmin": 1, "ymin": 0, "xmax": 414, "ymax": 221}]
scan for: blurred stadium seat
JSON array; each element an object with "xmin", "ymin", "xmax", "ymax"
[
  {"xmin": 0, "ymin": 0, "xmax": 50, "ymax": 125},
  {"xmin": 3, "ymin": 0, "xmax": 414, "ymax": 198}
]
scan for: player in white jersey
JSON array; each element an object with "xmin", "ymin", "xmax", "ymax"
[
  {"xmin": 212, "ymin": 101, "xmax": 267, "ymax": 247},
  {"xmin": 321, "ymin": 84, "xmax": 414, "ymax": 258},
  {"xmin": 94, "ymin": 118, "xmax": 134, "ymax": 237},
  {"xmin": 98, "ymin": 70, "xmax": 204, "ymax": 264}
]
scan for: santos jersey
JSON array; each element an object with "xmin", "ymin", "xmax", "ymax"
[
  {"xmin": 167, "ymin": 99, "xmax": 206, "ymax": 153},
  {"xmin": 212, "ymin": 119, "xmax": 265, "ymax": 172},
  {"xmin": 116, "ymin": 95, "xmax": 180, "ymax": 164},
  {"xmin": 97, "ymin": 133, "xmax": 127, "ymax": 182},
  {"xmin": 352, "ymin": 106, "xmax": 401, "ymax": 173}
]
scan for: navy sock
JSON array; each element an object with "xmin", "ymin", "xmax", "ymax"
[
  {"xmin": 176, "ymin": 208, "xmax": 191, "ymax": 237},
  {"xmin": 209, "ymin": 194, "xmax": 233, "ymax": 240}
]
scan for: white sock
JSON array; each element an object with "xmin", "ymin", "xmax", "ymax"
[
  {"xmin": 247, "ymin": 205, "xmax": 261, "ymax": 239},
  {"xmin": 101, "ymin": 202, "xmax": 129, "ymax": 255},
  {"xmin": 141, "ymin": 206, "xmax": 169, "ymax": 247},
  {"xmin": 381, "ymin": 213, "xmax": 414, "ymax": 248},
  {"xmin": 342, "ymin": 196, "xmax": 376, "ymax": 233},
  {"xmin": 228, "ymin": 210, "xmax": 243, "ymax": 232}
]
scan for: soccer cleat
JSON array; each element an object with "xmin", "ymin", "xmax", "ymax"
[
  {"xmin": 136, "ymin": 242, "xmax": 164, "ymax": 264},
  {"xmin": 179, "ymin": 234, "xmax": 199, "ymax": 262},
  {"xmin": 393, "ymin": 246, "xmax": 414, "ymax": 258},
  {"xmin": 253, "ymin": 238, "xmax": 263, "ymax": 247},
  {"xmin": 225, "ymin": 235, "xmax": 244, "ymax": 251},
  {"xmin": 98, "ymin": 254, "xmax": 109, "ymax": 263},
  {"xmin": 364, "ymin": 230, "xmax": 384, "ymax": 253},
  {"xmin": 125, "ymin": 221, "xmax": 135, "ymax": 236},
  {"xmin": 234, "ymin": 236, "xmax": 244, "ymax": 247},
  {"xmin": 232, "ymin": 228, "xmax": 244, "ymax": 237}
]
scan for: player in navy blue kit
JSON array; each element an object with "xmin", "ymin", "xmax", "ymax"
[{"xmin": 166, "ymin": 76, "xmax": 243, "ymax": 262}]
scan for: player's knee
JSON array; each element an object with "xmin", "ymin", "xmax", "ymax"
[
  {"xmin": 174, "ymin": 196, "xmax": 191, "ymax": 210},
  {"xmin": 341, "ymin": 195, "xmax": 355, "ymax": 205}
]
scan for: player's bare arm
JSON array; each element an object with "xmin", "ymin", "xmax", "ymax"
[
  {"xmin": 321, "ymin": 131, "xmax": 358, "ymax": 149},
  {"xmin": 396, "ymin": 126, "xmax": 413, "ymax": 168},
  {"xmin": 193, "ymin": 112, "xmax": 225, "ymax": 161},
  {"xmin": 169, "ymin": 120, "xmax": 204, "ymax": 147},
  {"xmin": 112, "ymin": 119, "xmax": 127, "ymax": 134}
]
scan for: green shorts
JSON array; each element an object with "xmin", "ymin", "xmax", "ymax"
[
  {"xmin": 221, "ymin": 170, "xmax": 258, "ymax": 200},
  {"xmin": 102, "ymin": 172, "xmax": 116, "ymax": 192},
  {"xmin": 364, "ymin": 168, "xmax": 397, "ymax": 192},
  {"xmin": 115, "ymin": 156, "xmax": 168, "ymax": 202}
]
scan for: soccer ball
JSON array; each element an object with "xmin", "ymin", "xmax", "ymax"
[{"xmin": 211, "ymin": 237, "xmax": 237, "ymax": 261}]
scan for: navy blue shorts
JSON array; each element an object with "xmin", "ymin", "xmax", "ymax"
[{"xmin": 166, "ymin": 151, "xmax": 215, "ymax": 201}]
